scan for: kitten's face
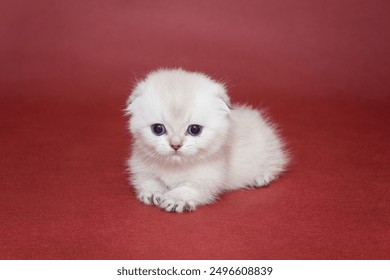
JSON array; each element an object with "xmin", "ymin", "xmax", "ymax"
[{"xmin": 127, "ymin": 69, "xmax": 230, "ymax": 164}]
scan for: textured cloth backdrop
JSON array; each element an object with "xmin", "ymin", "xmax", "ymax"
[{"xmin": 0, "ymin": 0, "xmax": 389, "ymax": 259}]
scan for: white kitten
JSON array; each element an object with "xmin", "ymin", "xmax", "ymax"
[{"xmin": 125, "ymin": 68, "xmax": 288, "ymax": 213}]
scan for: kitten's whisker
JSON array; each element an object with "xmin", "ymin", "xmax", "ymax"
[{"xmin": 190, "ymin": 154, "xmax": 201, "ymax": 167}]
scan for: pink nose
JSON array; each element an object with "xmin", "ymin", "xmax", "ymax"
[{"xmin": 170, "ymin": 144, "xmax": 182, "ymax": 151}]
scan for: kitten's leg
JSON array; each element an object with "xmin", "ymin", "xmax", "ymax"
[
  {"xmin": 159, "ymin": 183, "xmax": 218, "ymax": 213},
  {"xmin": 133, "ymin": 177, "xmax": 166, "ymax": 206}
]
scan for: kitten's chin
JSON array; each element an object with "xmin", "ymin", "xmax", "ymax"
[{"xmin": 170, "ymin": 153, "xmax": 183, "ymax": 162}]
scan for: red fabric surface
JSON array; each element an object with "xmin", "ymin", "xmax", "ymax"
[{"xmin": 1, "ymin": 0, "xmax": 389, "ymax": 259}]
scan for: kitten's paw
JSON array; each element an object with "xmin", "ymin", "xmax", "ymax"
[
  {"xmin": 159, "ymin": 198, "xmax": 196, "ymax": 213},
  {"xmin": 158, "ymin": 184, "xmax": 203, "ymax": 213},
  {"xmin": 253, "ymin": 174, "xmax": 275, "ymax": 188},
  {"xmin": 137, "ymin": 191, "xmax": 163, "ymax": 206}
]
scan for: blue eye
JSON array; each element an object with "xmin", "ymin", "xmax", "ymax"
[
  {"xmin": 151, "ymin": 123, "xmax": 166, "ymax": 136},
  {"xmin": 187, "ymin": 124, "xmax": 202, "ymax": 136}
]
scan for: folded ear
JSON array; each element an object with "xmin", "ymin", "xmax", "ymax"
[
  {"xmin": 214, "ymin": 83, "xmax": 232, "ymax": 111},
  {"xmin": 124, "ymin": 81, "xmax": 145, "ymax": 116}
]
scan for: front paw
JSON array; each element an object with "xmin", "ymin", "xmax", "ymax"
[
  {"xmin": 159, "ymin": 198, "xmax": 196, "ymax": 213},
  {"xmin": 137, "ymin": 191, "xmax": 163, "ymax": 206},
  {"xmin": 158, "ymin": 185, "xmax": 202, "ymax": 213}
]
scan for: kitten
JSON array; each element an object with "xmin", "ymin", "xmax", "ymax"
[{"xmin": 125, "ymin": 68, "xmax": 288, "ymax": 213}]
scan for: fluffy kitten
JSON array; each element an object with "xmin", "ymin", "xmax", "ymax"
[{"xmin": 125, "ymin": 69, "xmax": 288, "ymax": 213}]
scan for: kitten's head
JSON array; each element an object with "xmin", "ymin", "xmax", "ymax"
[{"xmin": 126, "ymin": 68, "xmax": 231, "ymax": 165}]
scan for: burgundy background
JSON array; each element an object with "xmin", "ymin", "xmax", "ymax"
[{"xmin": 0, "ymin": 0, "xmax": 389, "ymax": 259}]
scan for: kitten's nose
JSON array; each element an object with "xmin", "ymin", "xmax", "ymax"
[{"xmin": 170, "ymin": 143, "xmax": 182, "ymax": 151}]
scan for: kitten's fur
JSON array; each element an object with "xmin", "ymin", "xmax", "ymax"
[{"xmin": 125, "ymin": 69, "xmax": 288, "ymax": 213}]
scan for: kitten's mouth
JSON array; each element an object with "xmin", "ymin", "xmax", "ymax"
[{"xmin": 170, "ymin": 151, "xmax": 184, "ymax": 160}]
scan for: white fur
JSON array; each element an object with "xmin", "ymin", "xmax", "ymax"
[{"xmin": 126, "ymin": 68, "xmax": 288, "ymax": 213}]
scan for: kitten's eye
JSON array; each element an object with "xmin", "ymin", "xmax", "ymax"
[
  {"xmin": 151, "ymin": 123, "xmax": 166, "ymax": 136},
  {"xmin": 187, "ymin": 124, "xmax": 202, "ymax": 136}
]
